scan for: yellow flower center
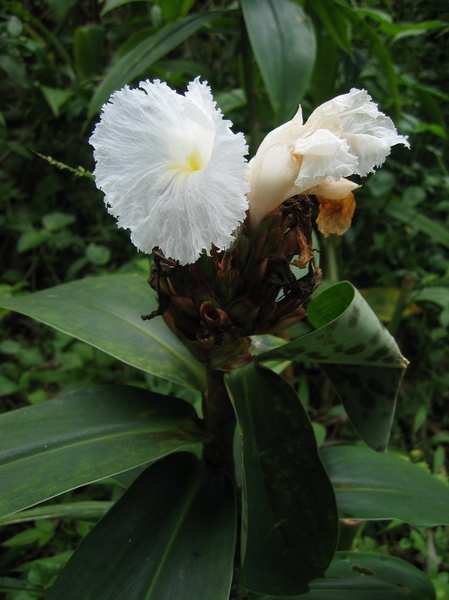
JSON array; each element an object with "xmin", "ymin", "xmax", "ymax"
[
  {"xmin": 170, "ymin": 148, "xmax": 204, "ymax": 177},
  {"xmin": 186, "ymin": 149, "xmax": 203, "ymax": 172}
]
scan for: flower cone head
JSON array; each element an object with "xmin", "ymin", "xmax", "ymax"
[{"xmin": 146, "ymin": 196, "xmax": 320, "ymax": 369}]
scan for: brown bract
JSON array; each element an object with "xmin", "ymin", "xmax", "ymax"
[{"xmin": 144, "ymin": 196, "xmax": 321, "ymax": 370}]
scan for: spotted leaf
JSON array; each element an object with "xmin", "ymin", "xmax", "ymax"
[{"xmin": 255, "ymin": 282, "xmax": 408, "ymax": 450}]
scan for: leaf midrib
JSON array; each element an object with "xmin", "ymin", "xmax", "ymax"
[{"xmin": 0, "ymin": 425, "xmax": 200, "ymax": 469}]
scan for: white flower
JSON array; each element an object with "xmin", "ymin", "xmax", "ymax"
[
  {"xmin": 247, "ymin": 88, "xmax": 409, "ymax": 228},
  {"xmin": 90, "ymin": 78, "xmax": 249, "ymax": 265}
]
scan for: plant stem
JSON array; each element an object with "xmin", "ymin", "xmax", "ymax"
[
  {"xmin": 322, "ymin": 235, "xmax": 340, "ymax": 283},
  {"xmin": 201, "ymin": 369, "xmax": 237, "ymax": 481},
  {"xmin": 337, "ymin": 519, "xmax": 363, "ymax": 551}
]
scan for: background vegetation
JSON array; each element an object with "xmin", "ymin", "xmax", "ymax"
[{"xmin": 0, "ymin": 0, "xmax": 448, "ymax": 597}]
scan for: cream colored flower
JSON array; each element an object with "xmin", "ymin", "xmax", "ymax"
[
  {"xmin": 247, "ymin": 88, "xmax": 409, "ymax": 228},
  {"xmin": 90, "ymin": 78, "xmax": 249, "ymax": 265}
]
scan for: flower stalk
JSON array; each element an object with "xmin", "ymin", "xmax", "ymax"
[{"xmin": 201, "ymin": 369, "xmax": 237, "ymax": 479}]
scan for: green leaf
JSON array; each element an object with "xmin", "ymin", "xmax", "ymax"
[
  {"xmin": 249, "ymin": 334, "xmax": 290, "ymax": 374},
  {"xmin": 413, "ymin": 286, "xmax": 449, "ymax": 326},
  {"xmin": 256, "ymin": 282, "xmax": 406, "ymax": 367},
  {"xmin": 42, "ymin": 212, "xmax": 76, "ymax": 232},
  {"xmin": 356, "ymin": 8, "xmax": 445, "ymax": 38},
  {"xmin": 226, "ymin": 363, "xmax": 338, "ymax": 596},
  {"xmin": 74, "ymin": 26, "xmax": 105, "ymax": 78},
  {"xmin": 0, "ymin": 275, "xmax": 206, "ymax": 390},
  {"xmin": 0, "ymin": 502, "xmax": 113, "ymax": 526},
  {"xmin": 241, "ymin": 0, "xmax": 316, "ymax": 122},
  {"xmin": 308, "ymin": 25, "xmax": 340, "ymax": 106},
  {"xmin": 321, "ymin": 445, "xmax": 449, "ymax": 526},
  {"xmin": 307, "ymin": 0, "xmax": 351, "ymax": 53},
  {"xmin": 360, "ymin": 286, "xmax": 419, "ymax": 322},
  {"xmin": 387, "ymin": 202, "xmax": 449, "ymax": 249},
  {"xmin": 256, "ymin": 282, "xmax": 408, "ymax": 451},
  {"xmin": 40, "ymin": 85, "xmax": 73, "ymax": 117},
  {"xmin": 88, "ymin": 11, "xmax": 225, "ymax": 119},
  {"xmin": 339, "ymin": 5, "xmax": 401, "ymax": 116},
  {"xmin": 260, "ymin": 551, "xmax": 436, "ymax": 599},
  {"xmin": 101, "ymin": 0, "xmax": 148, "ymax": 16},
  {"xmin": 310, "ymin": 552, "xmax": 436, "ymax": 599},
  {"xmin": 8, "ymin": 3, "xmax": 74, "ymax": 73},
  {"xmin": 3, "ymin": 527, "xmax": 50, "ymax": 547},
  {"xmin": 0, "ymin": 54, "xmax": 29, "ymax": 87},
  {"xmin": 0, "ymin": 385, "xmax": 209, "ymax": 518},
  {"xmin": 46, "ymin": 453, "xmax": 237, "ymax": 600},
  {"xmin": 7, "ymin": 15, "xmax": 23, "ymax": 37},
  {"xmin": 398, "ymin": 73, "xmax": 449, "ymax": 103},
  {"xmin": 215, "ymin": 88, "xmax": 247, "ymax": 114},
  {"xmin": 85, "ymin": 242, "xmax": 111, "ymax": 266},
  {"xmin": 0, "ymin": 374, "xmax": 20, "ymax": 397},
  {"xmin": 17, "ymin": 228, "xmax": 50, "ymax": 252},
  {"xmin": 161, "ymin": 0, "xmax": 197, "ymax": 21}
]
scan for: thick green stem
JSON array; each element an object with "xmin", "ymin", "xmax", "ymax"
[
  {"xmin": 322, "ymin": 235, "xmax": 340, "ymax": 283},
  {"xmin": 201, "ymin": 369, "xmax": 236, "ymax": 480},
  {"xmin": 337, "ymin": 519, "xmax": 364, "ymax": 551}
]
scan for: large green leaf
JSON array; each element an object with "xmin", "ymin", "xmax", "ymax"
[
  {"xmin": 226, "ymin": 362, "xmax": 338, "ymax": 596},
  {"xmin": 88, "ymin": 11, "xmax": 225, "ymax": 118},
  {"xmin": 241, "ymin": 0, "xmax": 316, "ymax": 122},
  {"xmin": 258, "ymin": 551, "xmax": 435, "ymax": 599},
  {"xmin": 1, "ymin": 275, "xmax": 206, "ymax": 390},
  {"xmin": 0, "ymin": 385, "xmax": 209, "ymax": 518},
  {"xmin": 321, "ymin": 445, "xmax": 449, "ymax": 526},
  {"xmin": 47, "ymin": 453, "xmax": 237, "ymax": 600},
  {"xmin": 256, "ymin": 282, "xmax": 408, "ymax": 451},
  {"xmin": 257, "ymin": 282, "xmax": 407, "ymax": 367}
]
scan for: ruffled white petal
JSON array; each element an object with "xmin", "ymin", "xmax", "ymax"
[
  {"xmin": 90, "ymin": 78, "xmax": 249, "ymax": 265},
  {"xmin": 306, "ymin": 178, "xmax": 360, "ymax": 200},
  {"xmin": 247, "ymin": 88, "xmax": 409, "ymax": 227},
  {"xmin": 303, "ymin": 88, "xmax": 409, "ymax": 177},
  {"xmin": 293, "ymin": 129, "xmax": 358, "ymax": 190}
]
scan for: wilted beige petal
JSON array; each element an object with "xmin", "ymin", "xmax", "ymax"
[{"xmin": 315, "ymin": 193, "xmax": 356, "ymax": 237}]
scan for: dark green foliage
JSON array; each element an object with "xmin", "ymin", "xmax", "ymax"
[
  {"xmin": 46, "ymin": 453, "xmax": 237, "ymax": 600},
  {"xmin": 0, "ymin": 0, "xmax": 448, "ymax": 598}
]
